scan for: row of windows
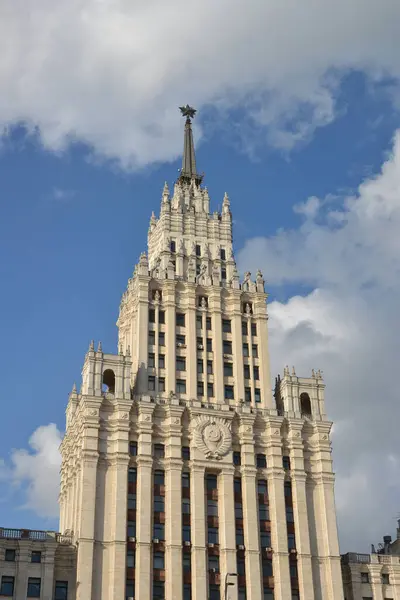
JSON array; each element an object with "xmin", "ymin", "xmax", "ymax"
[
  {"xmin": 4, "ymin": 549, "xmax": 42, "ymax": 562},
  {"xmin": 149, "ymin": 332, "xmax": 259, "ymax": 356},
  {"xmin": 170, "ymin": 242, "xmax": 228, "ymax": 261},
  {"xmin": 0, "ymin": 576, "xmax": 67, "ymax": 599},
  {"xmin": 361, "ymin": 572, "xmax": 390, "ymax": 584},
  {"xmin": 149, "ymin": 310, "xmax": 258, "ymax": 336}
]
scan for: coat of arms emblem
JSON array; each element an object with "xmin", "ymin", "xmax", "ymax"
[{"xmin": 193, "ymin": 416, "xmax": 232, "ymax": 459}]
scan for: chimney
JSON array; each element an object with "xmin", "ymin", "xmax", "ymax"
[{"xmin": 383, "ymin": 535, "xmax": 392, "ymax": 554}]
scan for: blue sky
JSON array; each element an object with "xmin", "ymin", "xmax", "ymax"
[{"xmin": 1, "ymin": 0, "xmax": 400, "ymax": 553}]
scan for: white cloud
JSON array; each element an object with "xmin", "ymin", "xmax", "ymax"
[
  {"xmin": 238, "ymin": 130, "xmax": 400, "ymax": 552},
  {"xmin": 0, "ymin": 0, "xmax": 400, "ymax": 167},
  {"xmin": 52, "ymin": 187, "xmax": 76, "ymax": 202},
  {"xmin": 0, "ymin": 424, "xmax": 62, "ymax": 519}
]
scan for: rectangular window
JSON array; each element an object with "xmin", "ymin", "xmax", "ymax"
[
  {"xmin": 128, "ymin": 494, "xmax": 136, "ymax": 509},
  {"xmin": 207, "ymin": 360, "xmax": 213, "ymax": 374},
  {"xmin": 159, "ymin": 310, "xmax": 165, "ymax": 324},
  {"xmin": 236, "ymin": 529, "xmax": 244, "ymax": 545},
  {"xmin": 182, "ymin": 498, "xmax": 190, "ymax": 514},
  {"xmin": 260, "ymin": 532, "xmax": 271, "ymax": 548},
  {"xmin": 128, "ymin": 468, "xmax": 137, "ymax": 482},
  {"xmin": 148, "ymin": 353, "xmax": 155, "ymax": 367},
  {"xmin": 263, "ymin": 589, "xmax": 274, "ymax": 600},
  {"xmin": 207, "ymin": 383, "xmax": 214, "ymax": 397},
  {"xmin": 209, "ymin": 585, "xmax": 220, "ymax": 600},
  {"xmin": 259, "ymin": 505, "xmax": 270, "ymax": 521},
  {"xmin": 158, "ymin": 354, "xmax": 165, "ymax": 369},
  {"xmin": 196, "ymin": 244, "xmax": 201, "ymax": 257},
  {"xmin": 196, "ymin": 262, "xmax": 201, "ymax": 276},
  {"xmin": 54, "ymin": 581, "xmax": 68, "ymax": 600},
  {"xmin": 242, "ymin": 321, "xmax": 248, "ymax": 336},
  {"xmin": 197, "ymin": 360, "xmax": 204, "ymax": 374},
  {"xmin": 182, "ymin": 473, "xmax": 190, "ymax": 488},
  {"xmin": 31, "ymin": 551, "xmax": 41, "ymax": 563},
  {"xmin": 127, "ymin": 549, "xmax": 135, "ymax": 568},
  {"xmin": 361, "ymin": 573, "xmax": 369, "ymax": 583},
  {"xmin": 153, "ymin": 582, "xmax": 165, "ymax": 599},
  {"xmin": 288, "ymin": 533, "xmax": 296, "ymax": 550},
  {"xmin": 206, "ymin": 317, "xmax": 212, "ymax": 331},
  {"xmin": 234, "ymin": 478, "xmax": 242, "ymax": 494},
  {"xmin": 154, "ymin": 443, "xmax": 165, "ymax": 458},
  {"xmin": 243, "ymin": 343, "xmax": 249, "ymax": 357},
  {"xmin": 382, "ymin": 573, "xmax": 390, "ymax": 584},
  {"xmin": 238, "ymin": 590, "xmax": 246, "ymax": 600},
  {"xmin": 208, "ymin": 555, "xmax": 220, "ymax": 572},
  {"xmin": 252, "ymin": 344, "xmax": 258, "ymax": 357},
  {"xmin": 183, "ymin": 584, "xmax": 192, "ymax": 600},
  {"xmin": 154, "ymin": 551, "xmax": 165, "ymax": 570},
  {"xmin": 290, "ymin": 563, "xmax": 298, "ymax": 578},
  {"xmin": 154, "ymin": 495, "xmax": 165, "ymax": 512},
  {"xmin": 224, "ymin": 362, "xmax": 233, "ymax": 377},
  {"xmin": 207, "ymin": 475, "xmax": 218, "ymax": 490},
  {"xmin": 159, "ymin": 332, "xmax": 165, "ymax": 346},
  {"xmin": 245, "ymin": 387, "xmax": 251, "ymax": 402},
  {"xmin": 257, "ymin": 454, "xmax": 267, "ymax": 468},
  {"xmin": 258, "ymin": 480, "xmax": 268, "ymax": 495},
  {"xmin": 196, "ymin": 315, "xmax": 203, "ymax": 328},
  {"xmin": 220, "ymin": 249, "xmax": 226, "ymax": 260},
  {"xmin": 176, "ymin": 334, "xmax": 186, "ymax": 345},
  {"xmin": 148, "ymin": 376, "xmax": 156, "ymax": 391},
  {"xmin": 222, "ymin": 319, "xmax": 231, "ymax": 333},
  {"xmin": 197, "ymin": 381, "xmax": 204, "ymax": 396},
  {"xmin": 149, "ymin": 331, "xmax": 156, "ymax": 345},
  {"xmin": 221, "ymin": 267, "xmax": 227, "ymax": 280},
  {"xmin": 206, "ymin": 339, "xmax": 213, "ymax": 352},
  {"xmin": 223, "ymin": 340, "xmax": 232, "ymax": 354},
  {"xmin": 255, "ymin": 389, "xmax": 261, "ymax": 403},
  {"xmin": 154, "ymin": 470, "xmax": 165, "ymax": 485},
  {"xmin": 159, "ymin": 377, "xmax": 165, "ymax": 392},
  {"xmin": 149, "ymin": 309, "xmax": 156, "ymax": 323},
  {"xmin": 253, "ymin": 366, "xmax": 260, "ymax": 380},
  {"xmin": 177, "ymin": 357, "xmax": 186, "ymax": 371},
  {"xmin": 153, "ymin": 524, "xmax": 165, "ymax": 540},
  {"xmin": 182, "ymin": 525, "xmax": 191, "ymax": 542},
  {"xmin": 170, "ymin": 240, "xmax": 176, "ymax": 253},
  {"xmin": 251, "ymin": 323, "xmax": 257, "ymax": 336},
  {"xmin": 182, "ymin": 446, "xmax": 190, "ymax": 461},
  {"xmin": 233, "ymin": 451, "xmax": 241, "ymax": 466},
  {"xmin": 0, "ymin": 576, "xmax": 14, "ymax": 596},
  {"xmin": 237, "ymin": 558, "xmax": 245, "ymax": 576},
  {"xmin": 244, "ymin": 365, "xmax": 250, "ymax": 379},
  {"xmin": 176, "ymin": 379, "xmax": 186, "ymax": 394},
  {"xmin": 263, "ymin": 560, "xmax": 273, "ymax": 577},
  {"xmin": 5, "ymin": 549, "xmax": 15, "ymax": 561},
  {"xmin": 27, "ymin": 577, "xmax": 41, "ymax": 598},
  {"xmin": 224, "ymin": 385, "xmax": 234, "ymax": 400},
  {"xmin": 127, "ymin": 521, "xmax": 136, "ymax": 537},
  {"xmin": 176, "ymin": 313, "xmax": 186, "ymax": 327},
  {"xmin": 197, "ymin": 336, "xmax": 203, "ymax": 348},
  {"xmin": 183, "ymin": 554, "xmax": 191, "ymax": 573},
  {"xmin": 208, "ymin": 528, "xmax": 219, "ymax": 544},
  {"xmin": 207, "ymin": 500, "xmax": 218, "ymax": 516},
  {"xmin": 283, "ymin": 456, "xmax": 291, "ymax": 470},
  {"xmin": 284, "ymin": 481, "xmax": 292, "ymax": 497},
  {"xmin": 235, "ymin": 502, "xmax": 243, "ymax": 519}
]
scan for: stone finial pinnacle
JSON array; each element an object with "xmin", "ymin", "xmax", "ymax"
[
  {"xmin": 89, "ymin": 340, "xmax": 94, "ymax": 351},
  {"xmin": 178, "ymin": 105, "xmax": 203, "ymax": 184},
  {"xmin": 72, "ymin": 382, "xmax": 77, "ymax": 394},
  {"xmin": 162, "ymin": 181, "xmax": 169, "ymax": 200},
  {"xmin": 97, "ymin": 341, "xmax": 102, "ymax": 352}
]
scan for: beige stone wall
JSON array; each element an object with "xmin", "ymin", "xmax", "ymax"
[{"xmin": 342, "ymin": 554, "xmax": 400, "ymax": 600}]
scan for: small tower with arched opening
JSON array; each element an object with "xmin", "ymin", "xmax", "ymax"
[{"xmin": 274, "ymin": 366, "xmax": 327, "ymax": 420}]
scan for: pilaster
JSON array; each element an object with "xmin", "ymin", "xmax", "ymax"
[
  {"xmin": 219, "ymin": 468, "xmax": 238, "ymax": 600},
  {"xmin": 191, "ymin": 465, "xmax": 207, "ymax": 600}
]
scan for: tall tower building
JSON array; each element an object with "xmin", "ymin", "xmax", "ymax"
[{"xmin": 60, "ymin": 106, "xmax": 344, "ymax": 600}]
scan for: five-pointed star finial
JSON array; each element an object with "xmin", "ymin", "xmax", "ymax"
[{"xmin": 179, "ymin": 104, "xmax": 197, "ymax": 119}]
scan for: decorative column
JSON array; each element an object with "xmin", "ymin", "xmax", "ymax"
[
  {"xmin": 254, "ymin": 293, "xmax": 273, "ymax": 408},
  {"xmin": 265, "ymin": 420, "xmax": 291, "ymax": 600},
  {"xmin": 232, "ymin": 296, "xmax": 245, "ymax": 404},
  {"xmin": 187, "ymin": 285, "xmax": 197, "ymax": 399},
  {"xmin": 219, "ymin": 468, "xmax": 238, "ymax": 600},
  {"xmin": 191, "ymin": 465, "xmax": 207, "ymax": 600},
  {"xmin": 287, "ymin": 421, "xmax": 314, "ymax": 599},
  {"xmin": 165, "ymin": 406, "xmax": 184, "ymax": 600},
  {"xmin": 41, "ymin": 545, "xmax": 57, "ymax": 600},
  {"xmin": 369, "ymin": 563, "xmax": 384, "ymax": 600},
  {"xmin": 209, "ymin": 289, "xmax": 223, "ymax": 404},
  {"xmin": 239, "ymin": 414, "xmax": 262, "ymax": 600}
]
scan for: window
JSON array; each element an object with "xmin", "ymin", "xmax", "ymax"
[
  {"xmin": 286, "ymin": 506, "xmax": 294, "ymax": 522},
  {"xmin": 207, "ymin": 383, "xmax": 214, "ymax": 397},
  {"xmin": 208, "ymin": 528, "xmax": 219, "ymax": 544},
  {"xmin": 259, "ymin": 505, "xmax": 270, "ymax": 521},
  {"xmin": 288, "ymin": 533, "xmax": 296, "ymax": 550},
  {"xmin": 153, "ymin": 524, "xmax": 165, "ymax": 540},
  {"xmin": 206, "ymin": 317, "xmax": 212, "ymax": 331},
  {"xmin": 128, "ymin": 468, "xmax": 137, "ymax": 482},
  {"xmin": 197, "ymin": 336, "xmax": 203, "ymax": 348},
  {"xmin": 263, "ymin": 560, "xmax": 273, "ymax": 577},
  {"xmin": 243, "ymin": 343, "xmax": 249, "ymax": 357},
  {"xmin": 224, "ymin": 362, "xmax": 233, "ymax": 377},
  {"xmin": 196, "ymin": 244, "xmax": 201, "ymax": 257},
  {"xmin": 284, "ymin": 481, "xmax": 292, "ymax": 497},
  {"xmin": 260, "ymin": 532, "xmax": 271, "ymax": 548},
  {"xmin": 197, "ymin": 381, "xmax": 204, "ymax": 396},
  {"xmin": 258, "ymin": 480, "xmax": 268, "ymax": 495},
  {"xmin": 182, "ymin": 473, "xmax": 190, "ymax": 488},
  {"xmin": 238, "ymin": 589, "xmax": 246, "ymax": 600},
  {"xmin": 208, "ymin": 555, "xmax": 220, "ymax": 572},
  {"xmin": 245, "ymin": 387, "xmax": 251, "ymax": 402},
  {"xmin": 182, "ymin": 498, "xmax": 191, "ymax": 514},
  {"xmin": 252, "ymin": 344, "xmax": 258, "ymax": 357},
  {"xmin": 207, "ymin": 361, "xmax": 213, "ymax": 375},
  {"xmin": 176, "ymin": 313, "xmax": 186, "ymax": 327},
  {"xmin": 177, "ymin": 357, "xmax": 186, "ymax": 371},
  {"xmin": 207, "ymin": 501, "xmax": 218, "ymax": 516},
  {"xmin": 361, "ymin": 573, "xmax": 369, "ymax": 583},
  {"xmin": 159, "ymin": 332, "xmax": 165, "ymax": 346},
  {"xmin": 222, "ymin": 319, "xmax": 231, "ymax": 333},
  {"xmin": 381, "ymin": 573, "xmax": 390, "ymax": 585},
  {"xmin": 54, "ymin": 581, "xmax": 68, "ymax": 600},
  {"xmin": 149, "ymin": 309, "xmax": 156, "ymax": 323},
  {"xmin": 148, "ymin": 376, "xmax": 156, "ymax": 391},
  {"xmin": 236, "ymin": 529, "xmax": 244, "ymax": 545},
  {"xmin": 128, "ymin": 494, "xmax": 136, "ymax": 509},
  {"xmin": 300, "ymin": 392, "xmax": 312, "ymax": 416},
  {"xmin": 31, "ymin": 551, "xmax": 41, "ymax": 563},
  {"xmin": 209, "ymin": 585, "xmax": 220, "ymax": 600},
  {"xmin": 154, "ymin": 552, "xmax": 165, "ymax": 570},
  {"xmin": 182, "ymin": 446, "xmax": 190, "ymax": 461},
  {"xmin": 159, "ymin": 310, "xmax": 165, "ymax": 324},
  {"xmin": 5, "ymin": 548, "xmax": 15, "ymax": 561},
  {"xmin": 255, "ymin": 389, "xmax": 261, "ymax": 403},
  {"xmin": 196, "ymin": 262, "xmax": 201, "ymax": 276},
  {"xmin": 253, "ymin": 366, "xmax": 260, "ymax": 380},
  {"xmin": 235, "ymin": 502, "xmax": 243, "ymax": 518},
  {"xmin": 149, "ymin": 331, "xmax": 156, "ymax": 345},
  {"xmin": 233, "ymin": 451, "xmax": 241, "ymax": 466},
  {"xmin": 0, "ymin": 575, "xmax": 14, "ymax": 596},
  {"xmin": 27, "ymin": 577, "xmax": 41, "ymax": 598},
  {"xmin": 283, "ymin": 456, "xmax": 291, "ymax": 470},
  {"xmin": 242, "ymin": 321, "xmax": 248, "ymax": 336},
  {"xmin": 127, "ymin": 549, "xmax": 135, "ymax": 568},
  {"xmin": 159, "ymin": 378, "xmax": 165, "ymax": 392},
  {"xmin": 176, "ymin": 379, "xmax": 186, "ymax": 394},
  {"xmin": 220, "ymin": 249, "xmax": 226, "ymax": 260},
  {"xmin": 196, "ymin": 315, "xmax": 203, "ymax": 328},
  {"xmin": 251, "ymin": 323, "xmax": 257, "ymax": 336},
  {"xmin": 159, "ymin": 354, "xmax": 165, "ymax": 369},
  {"xmin": 290, "ymin": 563, "xmax": 298, "ymax": 578},
  {"xmin": 206, "ymin": 339, "xmax": 213, "ymax": 352},
  {"xmin": 183, "ymin": 584, "xmax": 192, "ymax": 600},
  {"xmin": 221, "ymin": 268, "xmax": 227, "ymax": 280},
  {"xmin": 153, "ymin": 582, "xmax": 165, "ymax": 599},
  {"xmin": 263, "ymin": 589, "xmax": 274, "ymax": 600},
  {"xmin": 223, "ymin": 340, "xmax": 232, "ymax": 354},
  {"xmin": 128, "ymin": 521, "xmax": 136, "ymax": 537},
  {"xmin": 224, "ymin": 385, "xmax": 234, "ymax": 400},
  {"xmin": 182, "ymin": 525, "xmax": 191, "ymax": 542},
  {"xmin": 234, "ymin": 478, "xmax": 242, "ymax": 494},
  {"xmin": 154, "ymin": 495, "xmax": 165, "ymax": 511},
  {"xmin": 244, "ymin": 365, "xmax": 250, "ymax": 379},
  {"xmin": 154, "ymin": 470, "xmax": 165, "ymax": 485},
  {"xmin": 257, "ymin": 454, "xmax": 267, "ymax": 468},
  {"xmin": 197, "ymin": 360, "xmax": 204, "ymax": 374},
  {"xmin": 237, "ymin": 557, "xmax": 246, "ymax": 575},
  {"xmin": 129, "ymin": 441, "xmax": 137, "ymax": 457},
  {"xmin": 176, "ymin": 334, "xmax": 186, "ymax": 345},
  {"xmin": 183, "ymin": 554, "xmax": 191, "ymax": 573}
]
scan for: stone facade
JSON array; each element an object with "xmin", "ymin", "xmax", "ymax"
[{"xmin": 58, "ymin": 110, "xmax": 344, "ymax": 600}]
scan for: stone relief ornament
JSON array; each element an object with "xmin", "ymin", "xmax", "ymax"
[{"xmin": 193, "ymin": 416, "xmax": 232, "ymax": 460}]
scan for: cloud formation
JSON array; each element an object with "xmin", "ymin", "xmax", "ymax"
[
  {"xmin": 238, "ymin": 130, "xmax": 400, "ymax": 551},
  {"xmin": 1, "ymin": 0, "xmax": 400, "ymax": 167}
]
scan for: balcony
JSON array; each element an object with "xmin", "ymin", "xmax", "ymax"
[
  {"xmin": 341, "ymin": 553, "xmax": 371, "ymax": 564},
  {"xmin": 0, "ymin": 528, "xmax": 72, "ymax": 545}
]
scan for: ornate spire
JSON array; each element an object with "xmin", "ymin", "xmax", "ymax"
[{"xmin": 178, "ymin": 105, "xmax": 203, "ymax": 184}]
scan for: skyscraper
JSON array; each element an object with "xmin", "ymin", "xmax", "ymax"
[{"xmin": 59, "ymin": 107, "xmax": 344, "ymax": 600}]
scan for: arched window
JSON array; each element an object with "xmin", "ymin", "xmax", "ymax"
[
  {"xmin": 102, "ymin": 369, "xmax": 115, "ymax": 393},
  {"xmin": 300, "ymin": 392, "xmax": 311, "ymax": 416}
]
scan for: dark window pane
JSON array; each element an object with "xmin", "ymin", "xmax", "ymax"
[
  {"xmin": 288, "ymin": 533, "xmax": 296, "ymax": 549},
  {"xmin": 154, "ymin": 496, "xmax": 165, "ymax": 512},
  {"xmin": 31, "ymin": 551, "xmax": 41, "ymax": 563},
  {"xmin": 159, "ymin": 354, "xmax": 165, "ymax": 369},
  {"xmin": 176, "ymin": 379, "xmax": 187, "ymax": 394},
  {"xmin": 159, "ymin": 332, "xmax": 165, "ymax": 346},
  {"xmin": 5, "ymin": 549, "xmax": 15, "ymax": 561},
  {"xmin": 234, "ymin": 478, "xmax": 242, "ymax": 494},
  {"xmin": 182, "ymin": 446, "xmax": 190, "ymax": 461},
  {"xmin": 207, "ymin": 361, "xmax": 213, "ymax": 375},
  {"xmin": 253, "ymin": 366, "xmax": 259, "ymax": 380},
  {"xmin": 207, "ymin": 383, "xmax": 214, "ymax": 397},
  {"xmin": 259, "ymin": 505, "xmax": 270, "ymax": 521},
  {"xmin": 149, "ymin": 309, "xmax": 156, "ymax": 323},
  {"xmin": 220, "ymin": 249, "xmax": 226, "ymax": 260},
  {"xmin": 128, "ymin": 468, "xmax": 137, "ymax": 482},
  {"xmin": 251, "ymin": 323, "xmax": 257, "ymax": 336},
  {"xmin": 197, "ymin": 360, "xmax": 204, "ymax": 374},
  {"xmin": 208, "ymin": 555, "xmax": 220, "ymax": 572},
  {"xmin": 197, "ymin": 381, "xmax": 204, "ymax": 396},
  {"xmin": 236, "ymin": 530, "xmax": 244, "ymax": 545},
  {"xmin": 224, "ymin": 362, "xmax": 233, "ymax": 377},
  {"xmin": 182, "ymin": 525, "xmax": 191, "ymax": 542},
  {"xmin": 177, "ymin": 357, "xmax": 186, "ymax": 371},
  {"xmin": 183, "ymin": 584, "xmax": 192, "ymax": 600},
  {"xmin": 176, "ymin": 334, "xmax": 186, "ymax": 345},
  {"xmin": 153, "ymin": 581, "xmax": 165, "ymax": 599},
  {"xmin": 284, "ymin": 482, "xmax": 292, "ymax": 497},
  {"xmin": 208, "ymin": 528, "xmax": 219, "ymax": 544},
  {"xmin": 0, "ymin": 576, "xmax": 14, "ymax": 596},
  {"xmin": 154, "ymin": 470, "xmax": 165, "ymax": 485},
  {"xmin": 154, "ymin": 444, "xmax": 165, "ymax": 458},
  {"xmin": 127, "ymin": 550, "xmax": 135, "ymax": 568},
  {"xmin": 224, "ymin": 385, "xmax": 234, "ymax": 400},
  {"xmin": 257, "ymin": 454, "xmax": 267, "ymax": 468},
  {"xmin": 244, "ymin": 365, "xmax": 250, "ymax": 379},
  {"xmin": 223, "ymin": 340, "xmax": 232, "ymax": 354},
  {"xmin": 252, "ymin": 344, "xmax": 258, "ymax": 357},
  {"xmin": 242, "ymin": 321, "xmax": 248, "ymax": 336},
  {"xmin": 290, "ymin": 563, "xmax": 298, "ymax": 578},
  {"xmin": 207, "ymin": 500, "xmax": 218, "ymax": 516},
  {"xmin": 263, "ymin": 560, "xmax": 273, "ymax": 577},
  {"xmin": 206, "ymin": 338, "xmax": 212, "ymax": 352},
  {"xmin": 207, "ymin": 475, "xmax": 218, "ymax": 490},
  {"xmin": 260, "ymin": 532, "xmax": 271, "ymax": 547},
  {"xmin": 196, "ymin": 314, "xmax": 202, "ymax": 328},
  {"xmin": 153, "ymin": 524, "xmax": 165, "ymax": 540},
  {"xmin": 233, "ymin": 451, "xmax": 241, "ymax": 466},
  {"xmin": 27, "ymin": 577, "xmax": 41, "ymax": 598},
  {"xmin": 182, "ymin": 473, "xmax": 190, "ymax": 488},
  {"xmin": 159, "ymin": 310, "xmax": 165, "ymax": 324},
  {"xmin": 222, "ymin": 319, "xmax": 231, "ymax": 333},
  {"xmin": 149, "ymin": 331, "xmax": 156, "ymax": 345},
  {"xmin": 130, "ymin": 441, "xmax": 138, "ymax": 456},
  {"xmin": 159, "ymin": 377, "xmax": 165, "ymax": 392},
  {"xmin": 55, "ymin": 581, "xmax": 68, "ymax": 600},
  {"xmin": 154, "ymin": 552, "xmax": 165, "ymax": 569},
  {"xmin": 243, "ymin": 343, "xmax": 249, "ymax": 357},
  {"xmin": 148, "ymin": 376, "xmax": 156, "ymax": 391},
  {"xmin": 127, "ymin": 521, "xmax": 136, "ymax": 537},
  {"xmin": 182, "ymin": 498, "xmax": 190, "ymax": 514},
  {"xmin": 255, "ymin": 389, "xmax": 261, "ymax": 403},
  {"xmin": 196, "ymin": 244, "xmax": 201, "ymax": 257},
  {"xmin": 221, "ymin": 268, "xmax": 227, "ymax": 280},
  {"xmin": 209, "ymin": 585, "xmax": 220, "ymax": 600},
  {"xmin": 258, "ymin": 480, "xmax": 268, "ymax": 495},
  {"xmin": 176, "ymin": 313, "xmax": 186, "ymax": 327},
  {"xmin": 206, "ymin": 317, "xmax": 212, "ymax": 330},
  {"xmin": 283, "ymin": 456, "xmax": 291, "ymax": 470},
  {"xmin": 235, "ymin": 503, "xmax": 243, "ymax": 518},
  {"xmin": 244, "ymin": 387, "xmax": 251, "ymax": 402},
  {"xmin": 128, "ymin": 494, "xmax": 136, "ymax": 509}
]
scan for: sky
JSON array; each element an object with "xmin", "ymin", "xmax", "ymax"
[{"xmin": 1, "ymin": 0, "xmax": 400, "ymax": 553}]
